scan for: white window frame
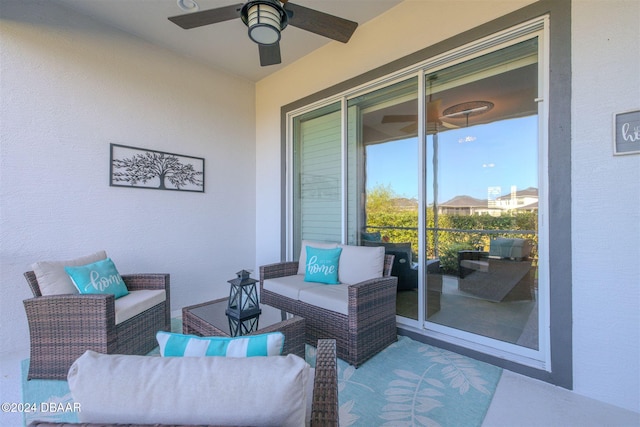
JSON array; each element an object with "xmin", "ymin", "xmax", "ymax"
[{"xmin": 286, "ymin": 16, "xmax": 550, "ymax": 369}]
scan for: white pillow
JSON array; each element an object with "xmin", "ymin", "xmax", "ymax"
[
  {"xmin": 337, "ymin": 245, "xmax": 385, "ymax": 285},
  {"xmin": 297, "ymin": 240, "xmax": 339, "ymax": 275},
  {"xmin": 68, "ymin": 350, "xmax": 310, "ymax": 427},
  {"xmin": 31, "ymin": 251, "xmax": 107, "ymax": 296}
]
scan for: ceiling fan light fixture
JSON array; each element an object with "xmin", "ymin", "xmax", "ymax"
[
  {"xmin": 176, "ymin": 0, "xmax": 199, "ymax": 12},
  {"xmin": 442, "ymin": 101, "xmax": 494, "ymax": 119},
  {"xmin": 241, "ymin": 1, "xmax": 287, "ymax": 46}
]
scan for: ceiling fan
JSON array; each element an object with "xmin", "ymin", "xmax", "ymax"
[
  {"xmin": 380, "ymin": 75, "xmax": 459, "ymax": 135},
  {"xmin": 381, "ymin": 99, "xmax": 460, "ymax": 135},
  {"xmin": 168, "ymin": 0, "xmax": 358, "ymax": 66}
]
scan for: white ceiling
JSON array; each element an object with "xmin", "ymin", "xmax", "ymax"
[{"xmin": 51, "ymin": 0, "xmax": 402, "ymax": 82}]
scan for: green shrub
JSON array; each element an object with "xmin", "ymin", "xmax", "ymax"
[
  {"xmin": 439, "ymin": 242, "xmax": 476, "ymax": 275},
  {"xmin": 364, "ymin": 184, "xmax": 538, "ymax": 271}
]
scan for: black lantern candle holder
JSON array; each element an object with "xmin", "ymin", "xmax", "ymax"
[{"xmin": 226, "ymin": 270, "xmax": 261, "ymax": 336}]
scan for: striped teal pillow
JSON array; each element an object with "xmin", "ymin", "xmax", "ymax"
[{"xmin": 155, "ymin": 331, "xmax": 285, "ymax": 357}]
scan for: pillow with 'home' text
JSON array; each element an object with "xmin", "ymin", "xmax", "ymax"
[
  {"xmin": 297, "ymin": 240, "xmax": 338, "ymax": 275},
  {"xmin": 65, "ymin": 258, "xmax": 128, "ymax": 299},
  {"xmin": 304, "ymin": 246, "xmax": 342, "ymax": 285}
]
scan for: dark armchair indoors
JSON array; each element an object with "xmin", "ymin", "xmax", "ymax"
[
  {"xmin": 364, "ymin": 240, "xmax": 443, "ymax": 315},
  {"xmin": 364, "ymin": 241, "xmax": 416, "ymax": 290}
]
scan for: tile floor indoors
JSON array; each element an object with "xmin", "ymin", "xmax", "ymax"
[{"xmin": 2, "ymin": 347, "xmax": 638, "ymax": 427}]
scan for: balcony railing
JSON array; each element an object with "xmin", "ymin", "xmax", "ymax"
[{"xmin": 363, "ymin": 225, "xmax": 538, "ymax": 264}]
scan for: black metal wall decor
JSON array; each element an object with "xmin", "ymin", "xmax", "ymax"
[
  {"xmin": 226, "ymin": 270, "xmax": 261, "ymax": 336},
  {"xmin": 110, "ymin": 143, "xmax": 205, "ymax": 192}
]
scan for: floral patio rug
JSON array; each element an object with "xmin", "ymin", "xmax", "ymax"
[
  {"xmin": 23, "ymin": 325, "xmax": 501, "ymax": 427},
  {"xmin": 307, "ymin": 336, "xmax": 502, "ymax": 427}
]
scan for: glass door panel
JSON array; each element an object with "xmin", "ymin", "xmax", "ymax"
[
  {"xmin": 292, "ymin": 102, "xmax": 342, "ymax": 259},
  {"xmin": 346, "ymin": 78, "xmax": 420, "ymax": 319},
  {"xmin": 424, "ymin": 39, "xmax": 540, "ymax": 349}
]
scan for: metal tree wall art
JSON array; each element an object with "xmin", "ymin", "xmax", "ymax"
[{"xmin": 110, "ymin": 144, "xmax": 204, "ymax": 192}]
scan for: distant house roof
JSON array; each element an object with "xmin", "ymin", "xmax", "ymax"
[
  {"xmin": 439, "ymin": 195, "xmax": 487, "ymax": 208},
  {"xmin": 495, "ymin": 187, "xmax": 539, "ymax": 201}
]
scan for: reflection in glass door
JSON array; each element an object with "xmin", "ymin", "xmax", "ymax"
[
  {"xmin": 288, "ymin": 31, "xmax": 544, "ymax": 357},
  {"xmin": 424, "ymin": 39, "xmax": 540, "ymax": 350},
  {"xmin": 346, "ymin": 78, "xmax": 421, "ymax": 319}
]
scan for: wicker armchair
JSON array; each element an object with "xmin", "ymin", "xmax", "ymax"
[
  {"xmin": 23, "ymin": 272, "xmax": 171, "ymax": 380},
  {"xmin": 27, "ymin": 339, "xmax": 339, "ymax": 427},
  {"xmin": 260, "ymin": 254, "xmax": 397, "ymax": 367}
]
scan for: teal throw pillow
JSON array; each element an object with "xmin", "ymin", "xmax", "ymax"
[
  {"xmin": 304, "ymin": 246, "xmax": 342, "ymax": 284},
  {"xmin": 361, "ymin": 231, "xmax": 381, "ymax": 241},
  {"xmin": 155, "ymin": 331, "xmax": 285, "ymax": 357},
  {"xmin": 64, "ymin": 258, "xmax": 129, "ymax": 299}
]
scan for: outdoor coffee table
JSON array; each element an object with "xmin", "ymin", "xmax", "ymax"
[{"xmin": 182, "ymin": 297, "xmax": 305, "ymax": 358}]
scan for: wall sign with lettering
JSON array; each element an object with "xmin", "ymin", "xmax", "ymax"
[{"xmin": 613, "ymin": 109, "xmax": 640, "ymax": 155}]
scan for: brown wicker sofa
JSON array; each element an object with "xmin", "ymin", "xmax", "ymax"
[
  {"xmin": 27, "ymin": 339, "xmax": 339, "ymax": 427},
  {"xmin": 260, "ymin": 247, "xmax": 397, "ymax": 367},
  {"xmin": 23, "ymin": 272, "xmax": 171, "ymax": 380}
]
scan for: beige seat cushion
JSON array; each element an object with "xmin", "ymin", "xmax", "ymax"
[
  {"xmin": 298, "ymin": 284, "xmax": 349, "ymax": 316},
  {"xmin": 68, "ymin": 350, "xmax": 310, "ymax": 427},
  {"xmin": 115, "ymin": 289, "xmax": 165, "ymax": 324},
  {"xmin": 337, "ymin": 245, "xmax": 385, "ymax": 285},
  {"xmin": 263, "ymin": 274, "xmax": 323, "ymax": 300},
  {"xmin": 460, "ymin": 260, "xmax": 489, "ymax": 273},
  {"xmin": 31, "ymin": 250, "xmax": 107, "ymax": 296}
]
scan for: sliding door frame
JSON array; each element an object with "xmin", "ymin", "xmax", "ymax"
[{"xmin": 281, "ymin": 0, "xmax": 572, "ymax": 389}]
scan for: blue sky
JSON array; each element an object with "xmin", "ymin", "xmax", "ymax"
[{"xmin": 366, "ymin": 116, "xmax": 538, "ymax": 203}]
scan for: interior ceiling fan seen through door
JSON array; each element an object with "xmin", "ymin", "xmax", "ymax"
[
  {"xmin": 381, "ymin": 99, "xmax": 460, "ymax": 135},
  {"xmin": 168, "ymin": 0, "xmax": 358, "ymax": 66}
]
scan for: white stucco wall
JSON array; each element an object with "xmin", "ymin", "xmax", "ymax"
[
  {"xmin": 255, "ymin": 0, "xmax": 640, "ymax": 413},
  {"xmin": 0, "ymin": 1, "xmax": 256, "ymax": 359},
  {"xmin": 571, "ymin": 0, "xmax": 640, "ymax": 412},
  {"xmin": 2, "ymin": 0, "xmax": 637, "ymax": 415}
]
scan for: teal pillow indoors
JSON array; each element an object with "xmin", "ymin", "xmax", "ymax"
[
  {"xmin": 64, "ymin": 258, "xmax": 129, "ymax": 298},
  {"xmin": 304, "ymin": 246, "xmax": 342, "ymax": 284}
]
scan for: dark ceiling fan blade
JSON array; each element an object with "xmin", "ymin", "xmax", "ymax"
[
  {"xmin": 284, "ymin": 2, "xmax": 358, "ymax": 43},
  {"xmin": 259, "ymin": 43, "xmax": 282, "ymax": 66},
  {"xmin": 168, "ymin": 3, "xmax": 243, "ymax": 29}
]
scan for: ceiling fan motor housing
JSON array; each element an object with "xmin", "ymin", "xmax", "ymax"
[
  {"xmin": 241, "ymin": 0, "xmax": 289, "ymax": 45},
  {"xmin": 169, "ymin": 0, "xmax": 357, "ymax": 67}
]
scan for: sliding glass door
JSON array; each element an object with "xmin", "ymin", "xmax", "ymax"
[
  {"xmin": 346, "ymin": 78, "xmax": 421, "ymax": 319},
  {"xmin": 424, "ymin": 39, "xmax": 540, "ymax": 350},
  {"xmin": 291, "ymin": 103, "xmax": 342, "ymax": 259},
  {"xmin": 288, "ymin": 21, "xmax": 546, "ymax": 363}
]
